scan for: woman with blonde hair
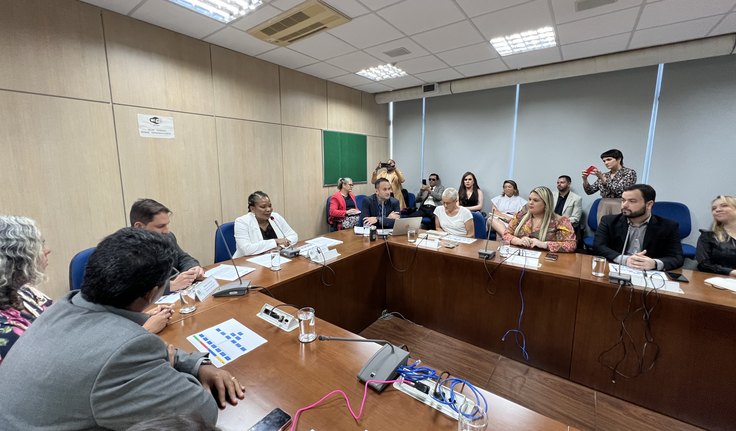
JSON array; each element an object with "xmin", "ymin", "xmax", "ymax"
[
  {"xmin": 328, "ymin": 177, "xmax": 360, "ymax": 231},
  {"xmin": 696, "ymin": 195, "xmax": 736, "ymax": 276},
  {"xmin": 0, "ymin": 216, "xmax": 52, "ymax": 363},
  {"xmin": 502, "ymin": 186, "xmax": 576, "ymax": 252}
]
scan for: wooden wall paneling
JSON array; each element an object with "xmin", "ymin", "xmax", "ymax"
[
  {"xmin": 215, "ymin": 117, "xmax": 284, "ymax": 222},
  {"xmin": 362, "ymin": 92, "xmax": 389, "ymax": 137},
  {"xmin": 0, "ymin": 0, "xmax": 109, "ymax": 101},
  {"xmin": 114, "ymin": 105, "xmax": 221, "ymax": 265},
  {"xmin": 0, "ymin": 91, "xmax": 124, "ymax": 300},
  {"xmin": 279, "ymin": 67, "xmax": 327, "ymax": 130},
  {"xmin": 103, "ymin": 12, "xmax": 213, "ymax": 114},
  {"xmin": 327, "ymin": 82, "xmax": 363, "ymax": 133},
  {"xmin": 281, "ymin": 126, "xmax": 323, "ymax": 240},
  {"xmin": 211, "ymin": 46, "xmax": 281, "ymax": 123}
]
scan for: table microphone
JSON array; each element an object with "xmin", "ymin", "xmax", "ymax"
[
  {"xmin": 212, "ymin": 220, "xmax": 251, "ymax": 297},
  {"xmin": 608, "ymin": 224, "xmax": 632, "ymax": 285},
  {"xmin": 479, "ymin": 212, "xmax": 496, "ymax": 260},
  {"xmin": 378, "ymin": 201, "xmax": 389, "ymax": 239},
  {"xmin": 270, "ymin": 216, "xmax": 299, "ymax": 258},
  {"xmin": 318, "ymin": 335, "xmax": 409, "ymax": 392}
]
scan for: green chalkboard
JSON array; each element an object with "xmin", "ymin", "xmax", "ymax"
[{"xmin": 322, "ymin": 130, "xmax": 367, "ymax": 186}]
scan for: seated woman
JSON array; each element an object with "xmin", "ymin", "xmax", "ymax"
[
  {"xmin": 458, "ymin": 171, "xmax": 484, "ymax": 213},
  {"xmin": 433, "ymin": 188, "xmax": 474, "ymax": 238},
  {"xmin": 328, "ymin": 177, "xmax": 360, "ymax": 231},
  {"xmin": 489, "ymin": 180, "xmax": 527, "ymax": 237},
  {"xmin": 233, "ymin": 191, "xmax": 298, "ymax": 257},
  {"xmin": 696, "ymin": 195, "xmax": 736, "ymax": 277},
  {"xmin": 0, "ymin": 216, "xmax": 52, "ymax": 364},
  {"xmin": 502, "ymin": 186, "xmax": 576, "ymax": 253}
]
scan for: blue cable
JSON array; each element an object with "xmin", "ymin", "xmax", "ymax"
[{"xmin": 501, "ymin": 260, "xmax": 529, "ymax": 361}]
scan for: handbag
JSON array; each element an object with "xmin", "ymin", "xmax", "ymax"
[{"xmin": 342, "ymin": 214, "xmax": 360, "ymax": 229}]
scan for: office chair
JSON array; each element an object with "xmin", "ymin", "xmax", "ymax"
[
  {"xmin": 583, "ymin": 198, "xmax": 601, "ymax": 249},
  {"xmin": 69, "ymin": 247, "xmax": 96, "ymax": 290},
  {"xmin": 652, "ymin": 201, "xmax": 696, "ymax": 258},
  {"xmin": 326, "ymin": 196, "xmax": 335, "ymax": 232},
  {"xmin": 472, "ymin": 211, "xmax": 488, "ymax": 239},
  {"xmin": 214, "ymin": 221, "xmax": 236, "ymax": 263}
]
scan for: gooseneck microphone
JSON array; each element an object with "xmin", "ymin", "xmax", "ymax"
[
  {"xmin": 270, "ymin": 216, "xmax": 299, "ymax": 258},
  {"xmin": 608, "ymin": 224, "xmax": 632, "ymax": 285},
  {"xmin": 319, "ymin": 335, "xmax": 409, "ymax": 392},
  {"xmin": 479, "ymin": 212, "xmax": 497, "ymax": 260},
  {"xmin": 212, "ymin": 220, "xmax": 250, "ymax": 297},
  {"xmin": 378, "ymin": 200, "xmax": 389, "ymax": 239}
]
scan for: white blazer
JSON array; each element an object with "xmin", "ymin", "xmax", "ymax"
[
  {"xmin": 233, "ymin": 212, "xmax": 298, "ymax": 258},
  {"xmin": 552, "ymin": 191, "xmax": 583, "ymax": 225}
]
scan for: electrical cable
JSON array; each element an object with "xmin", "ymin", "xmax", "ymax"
[
  {"xmin": 314, "ymin": 247, "xmax": 336, "ymax": 287},
  {"xmin": 481, "ymin": 247, "xmax": 522, "ymax": 295},
  {"xmin": 501, "ymin": 255, "xmax": 529, "ymax": 361},
  {"xmin": 383, "ymin": 232, "xmax": 427, "ymax": 273}
]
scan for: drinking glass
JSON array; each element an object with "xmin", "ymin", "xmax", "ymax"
[
  {"xmin": 407, "ymin": 228, "xmax": 417, "ymax": 243},
  {"xmin": 592, "ymin": 256, "xmax": 607, "ymax": 277},
  {"xmin": 298, "ymin": 307, "xmax": 316, "ymax": 343},
  {"xmin": 457, "ymin": 400, "xmax": 488, "ymax": 431}
]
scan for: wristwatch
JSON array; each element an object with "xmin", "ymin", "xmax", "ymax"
[{"xmin": 200, "ymin": 357, "xmax": 212, "ymax": 366}]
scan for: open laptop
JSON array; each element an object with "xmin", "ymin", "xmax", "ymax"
[{"xmin": 377, "ymin": 217, "xmax": 421, "ymax": 236}]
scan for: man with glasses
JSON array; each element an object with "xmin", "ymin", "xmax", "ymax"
[
  {"xmin": 0, "ymin": 228, "xmax": 245, "ymax": 430},
  {"xmin": 414, "ymin": 173, "xmax": 445, "ymax": 229},
  {"xmin": 130, "ymin": 198, "xmax": 204, "ymax": 292}
]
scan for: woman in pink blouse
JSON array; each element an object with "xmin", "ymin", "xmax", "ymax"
[{"xmin": 502, "ymin": 186, "xmax": 577, "ymax": 253}]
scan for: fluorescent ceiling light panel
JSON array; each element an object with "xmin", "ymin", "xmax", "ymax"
[
  {"xmin": 168, "ymin": 0, "xmax": 263, "ymax": 23},
  {"xmin": 490, "ymin": 26, "xmax": 557, "ymax": 56},
  {"xmin": 356, "ymin": 64, "xmax": 407, "ymax": 81}
]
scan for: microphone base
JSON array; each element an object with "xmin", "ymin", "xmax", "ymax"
[
  {"xmin": 280, "ymin": 247, "xmax": 300, "ymax": 258},
  {"xmin": 478, "ymin": 250, "xmax": 496, "ymax": 260},
  {"xmin": 378, "ymin": 234, "xmax": 390, "ymax": 240},
  {"xmin": 358, "ymin": 344, "xmax": 410, "ymax": 392},
  {"xmin": 212, "ymin": 280, "xmax": 251, "ymax": 297},
  {"xmin": 608, "ymin": 273, "xmax": 632, "ymax": 285}
]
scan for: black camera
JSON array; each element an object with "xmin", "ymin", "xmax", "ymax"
[{"xmin": 380, "ymin": 162, "xmax": 391, "ymax": 168}]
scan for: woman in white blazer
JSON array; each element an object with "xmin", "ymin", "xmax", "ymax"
[{"xmin": 233, "ymin": 191, "xmax": 298, "ymax": 258}]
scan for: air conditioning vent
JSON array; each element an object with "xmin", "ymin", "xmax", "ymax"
[
  {"xmin": 574, "ymin": 0, "xmax": 617, "ymax": 12},
  {"xmin": 248, "ymin": 0, "xmax": 351, "ymax": 46},
  {"xmin": 384, "ymin": 47, "xmax": 411, "ymax": 58}
]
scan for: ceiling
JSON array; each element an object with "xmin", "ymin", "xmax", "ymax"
[{"xmin": 80, "ymin": 0, "xmax": 736, "ymax": 94}]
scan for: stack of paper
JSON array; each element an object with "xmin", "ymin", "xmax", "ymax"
[{"xmin": 705, "ymin": 277, "xmax": 736, "ymax": 293}]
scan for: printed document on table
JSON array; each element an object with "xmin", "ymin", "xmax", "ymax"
[
  {"xmin": 247, "ymin": 254, "xmax": 292, "ymax": 268},
  {"xmin": 205, "ymin": 264, "xmax": 256, "ymax": 281},
  {"xmin": 306, "ymin": 236, "xmax": 344, "ymax": 248},
  {"xmin": 187, "ymin": 318, "xmax": 267, "ymax": 368}
]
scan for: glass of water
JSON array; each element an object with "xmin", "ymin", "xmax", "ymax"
[
  {"xmin": 457, "ymin": 400, "xmax": 488, "ymax": 431},
  {"xmin": 179, "ymin": 286, "xmax": 197, "ymax": 314},
  {"xmin": 592, "ymin": 256, "xmax": 607, "ymax": 277},
  {"xmin": 407, "ymin": 228, "xmax": 417, "ymax": 243},
  {"xmin": 498, "ymin": 240, "xmax": 511, "ymax": 257},
  {"xmin": 298, "ymin": 307, "xmax": 316, "ymax": 343},
  {"xmin": 270, "ymin": 249, "xmax": 281, "ymax": 271}
]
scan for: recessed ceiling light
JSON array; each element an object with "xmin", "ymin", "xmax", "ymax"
[
  {"xmin": 490, "ymin": 26, "xmax": 557, "ymax": 56},
  {"xmin": 356, "ymin": 64, "xmax": 407, "ymax": 81},
  {"xmin": 168, "ymin": 0, "xmax": 263, "ymax": 23}
]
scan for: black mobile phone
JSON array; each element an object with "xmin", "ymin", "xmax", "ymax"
[
  {"xmin": 380, "ymin": 162, "xmax": 391, "ymax": 168},
  {"xmin": 422, "ymin": 179, "xmax": 427, "ymax": 185},
  {"xmin": 247, "ymin": 408, "xmax": 292, "ymax": 431},
  {"xmin": 544, "ymin": 252, "xmax": 558, "ymax": 261},
  {"xmin": 665, "ymin": 271, "xmax": 689, "ymax": 283}
]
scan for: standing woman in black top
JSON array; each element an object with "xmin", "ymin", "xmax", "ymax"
[
  {"xmin": 696, "ymin": 195, "xmax": 736, "ymax": 277},
  {"xmin": 458, "ymin": 171, "xmax": 484, "ymax": 213}
]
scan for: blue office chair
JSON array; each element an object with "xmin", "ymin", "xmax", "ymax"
[
  {"xmin": 472, "ymin": 211, "xmax": 487, "ymax": 239},
  {"xmin": 326, "ymin": 196, "xmax": 335, "ymax": 231},
  {"xmin": 583, "ymin": 198, "xmax": 601, "ymax": 249},
  {"xmin": 652, "ymin": 201, "xmax": 696, "ymax": 258},
  {"xmin": 214, "ymin": 221, "xmax": 236, "ymax": 263},
  {"xmin": 407, "ymin": 192, "xmax": 416, "ymax": 209},
  {"xmin": 69, "ymin": 247, "xmax": 95, "ymax": 290},
  {"xmin": 355, "ymin": 194, "xmax": 366, "ymax": 211}
]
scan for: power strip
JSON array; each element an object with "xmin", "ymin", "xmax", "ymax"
[
  {"xmin": 256, "ymin": 303, "xmax": 299, "ymax": 332},
  {"xmin": 393, "ymin": 378, "xmax": 472, "ymax": 420}
]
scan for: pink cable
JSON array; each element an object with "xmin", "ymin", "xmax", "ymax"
[{"xmin": 288, "ymin": 379, "xmax": 404, "ymax": 431}]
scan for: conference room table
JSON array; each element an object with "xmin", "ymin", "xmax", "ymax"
[{"xmin": 160, "ymin": 229, "xmax": 735, "ymax": 430}]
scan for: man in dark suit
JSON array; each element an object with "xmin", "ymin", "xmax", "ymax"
[
  {"xmin": 360, "ymin": 178, "xmax": 401, "ymax": 228},
  {"xmin": 594, "ymin": 184, "xmax": 683, "ymax": 270}
]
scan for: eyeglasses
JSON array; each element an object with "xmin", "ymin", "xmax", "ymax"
[
  {"xmin": 429, "ymin": 178, "xmax": 437, "ymax": 181},
  {"xmin": 347, "ymin": 183, "xmax": 354, "ymax": 186}
]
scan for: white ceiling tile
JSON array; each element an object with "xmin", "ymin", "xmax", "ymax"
[
  {"xmin": 561, "ymin": 33, "xmax": 631, "ymax": 61},
  {"xmin": 329, "ymin": 74, "xmax": 375, "ymax": 87},
  {"xmin": 378, "ymin": 0, "xmax": 466, "ymax": 35},
  {"xmin": 380, "ymin": 75, "xmax": 426, "ymax": 89},
  {"xmin": 551, "ymin": 0, "xmax": 643, "ymax": 24},
  {"xmin": 364, "ymin": 38, "xmax": 430, "ymax": 63},
  {"xmin": 455, "ymin": 59, "xmax": 508, "ymax": 77},
  {"xmin": 396, "ymin": 55, "xmax": 447, "ymax": 74},
  {"xmin": 205, "ymin": 27, "xmax": 276, "ymax": 56},
  {"xmin": 328, "ymin": 14, "xmax": 403, "ymax": 48},
  {"xmin": 323, "ymin": 0, "xmax": 370, "ymax": 17},
  {"xmin": 710, "ymin": 13, "xmax": 736, "ymax": 35},
  {"xmin": 472, "ymin": 0, "xmax": 555, "ymax": 41},
  {"xmin": 354, "ymin": 82, "xmax": 394, "ymax": 93},
  {"xmin": 80, "ymin": 0, "xmax": 141, "ymax": 15},
  {"xmin": 630, "ymin": 16, "xmax": 722, "ymax": 49},
  {"xmin": 289, "ymin": 33, "xmax": 357, "ymax": 60},
  {"xmin": 435, "ymin": 43, "xmax": 498, "ymax": 67},
  {"xmin": 359, "ymin": 0, "xmax": 403, "ymax": 11},
  {"xmin": 414, "ymin": 68, "xmax": 464, "ymax": 83},
  {"xmin": 230, "ymin": 5, "xmax": 283, "ymax": 32},
  {"xmin": 557, "ymin": 7, "xmax": 639, "ymax": 45},
  {"xmin": 270, "ymin": 0, "xmax": 303, "ymax": 11},
  {"xmin": 257, "ymin": 47, "xmax": 318, "ymax": 69},
  {"xmin": 297, "ymin": 62, "xmax": 349, "ymax": 79},
  {"xmin": 456, "ymin": 0, "xmax": 531, "ymax": 18},
  {"xmin": 325, "ymin": 51, "xmax": 384, "ymax": 72},
  {"xmin": 131, "ymin": 0, "xmax": 225, "ymax": 39},
  {"xmin": 412, "ymin": 21, "xmax": 486, "ymax": 53},
  {"xmin": 638, "ymin": 0, "xmax": 736, "ymax": 29},
  {"xmin": 498, "ymin": 46, "xmax": 561, "ymax": 69}
]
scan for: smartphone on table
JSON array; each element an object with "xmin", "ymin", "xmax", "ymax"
[
  {"xmin": 544, "ymin": 252, "xmax": 558, "ymax": 261},
  {"xmin": 247, "ymin": 408, "xmax": 292, "ymax": 431},
  {"xmin": 665, "ymin": 271, "xmax": 689, "ymax": 283}
]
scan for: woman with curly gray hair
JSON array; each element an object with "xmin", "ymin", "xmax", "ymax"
[{"xmin": 0, "ymin": 215, "xmax": 52, "ymax": 363}]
